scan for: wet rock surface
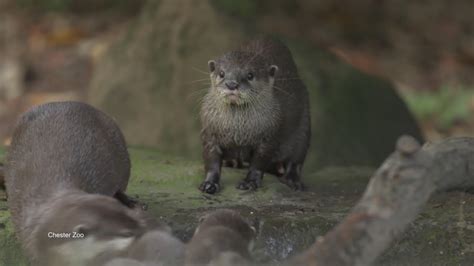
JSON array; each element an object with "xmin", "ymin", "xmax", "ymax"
[{"xmin": 0, "ymin": 147, "xmax": 473, "ymax": 265}]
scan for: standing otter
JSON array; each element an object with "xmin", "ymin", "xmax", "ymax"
[
  {"xmin": 185, "ymin": 209, "xmax": 256, "ymax": 265},
  {"xmin": 199, "ymin": 37, "xmax": 311, "ymax": 194},
  {"xmin": 4, "ymin": 101, "xmax": 146, "ymax": 265}
]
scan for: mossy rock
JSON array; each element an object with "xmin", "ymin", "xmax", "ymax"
[
  {"xmin": 1, "ymin": 147, "xmax": 473, "ymax": 265},
  {"xmin": 88, "ymin": 0, "xmax": 422, "ymax": 172}
]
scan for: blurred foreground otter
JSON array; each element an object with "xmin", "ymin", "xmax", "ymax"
[
  {"xmin": 4, "ymin": 101, "xmax": 147, "ymax": 265},
  {"xmin": 101, "ymin": 230, "xmax": 185, "ymax": 266},
  {"xmin": 185, "ymin": 209, "xmax": 256, "ymax": 265},
  {"xmin": 200, "ymin": 37, "xmax": 311, "ymax": 194}
]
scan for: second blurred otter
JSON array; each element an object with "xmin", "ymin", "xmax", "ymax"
[{"xmin": 185, "ymin": 209, "xmax": 256, "ymax": 265}]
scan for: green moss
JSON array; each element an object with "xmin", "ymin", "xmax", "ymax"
[
  {"xmin": 0, "ymin": 190, "xmax": 28, "ymax": 266},
  {"xmin": 1, "ymin": 147, "xmax": 473, "ymax": 264}
]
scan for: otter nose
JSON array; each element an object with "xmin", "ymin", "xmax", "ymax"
[{"xmin": 225, "ymin": 81, "xmax": 239, "ymax": 90}]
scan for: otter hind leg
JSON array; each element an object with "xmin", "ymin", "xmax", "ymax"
[
  {"xmin": 236, "ymin": 144, "xmax": 275, "ymax": 191},
  {"xmin": 266, "ymin": 162, "xmax": 286, "ymax": 177},
  {"xmin": 279, "ymin": 162, "xmax": 305, "ymax": 191}
]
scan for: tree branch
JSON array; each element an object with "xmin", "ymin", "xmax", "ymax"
[{"xmin": 291, "ymin": 135, "xmax": 474, "ymax": 266}]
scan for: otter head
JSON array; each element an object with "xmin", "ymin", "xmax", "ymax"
[
  {"xmin": 34, "ymin": 193, "xmax": 147, "ymax": 265},
  {"xmin": 208, "ymin": 51, "xmax": 278, "ymax": 106},
  {"xmin": 195, "ymin": 209, "xmax": 257, "ymax": 249}
]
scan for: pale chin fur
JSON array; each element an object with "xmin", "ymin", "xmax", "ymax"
[
  {"xmin": 202, "ymin": 80, "xmax": 280, "ymax": 147},
  {"xmin": 215, "ymin": 78, "xmax": 274, "ymax": 107},
  {"xmin": 53, "ymin": 236, "xmax": 135, "ymax": 265}
]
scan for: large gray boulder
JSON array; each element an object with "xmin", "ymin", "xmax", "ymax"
[{"xmin": 88, "ymin": 0, "xmax": 422, "ymax": 171}]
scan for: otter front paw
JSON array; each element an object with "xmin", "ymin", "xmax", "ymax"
[
  {"xmin": 236, "ymin": 180, "xmax": 259, "ymax": 190},
  {"xmin": 236, "ymin": 170, "xmax": 263, "ymax": 191},
  {"xmin": 286, "ymin": 180, "xmax": 306, "ymax": 191},
  {"xmin": 279, "ymin": 163, "xmax": 305, "ymax": 191},
  {"xmin": 199, "ymin": 181, "xmax": 220, "ymax": 194}
]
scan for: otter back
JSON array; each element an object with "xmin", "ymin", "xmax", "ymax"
[{"xmin": 5, "ymin": 101, "xmax": 131, "ymax": 253}]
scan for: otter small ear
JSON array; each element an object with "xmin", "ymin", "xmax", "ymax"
[
  {"xmin": 269, "ymin": 65, "xmax": 278, "ymax": 77},
  {"xmin": 208, "ymin": 60, "xmax": 216, "ymax": 72},
  {"xmin": 73, "ymin": 224, "xmax": 90, "ymax": 236}
]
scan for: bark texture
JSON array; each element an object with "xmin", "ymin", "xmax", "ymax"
[{"xmin": 291, "ymin": 136, "xmax": 474, "ymax": 265}]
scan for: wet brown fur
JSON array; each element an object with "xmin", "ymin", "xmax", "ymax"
[{"xmin": 200, "ymin": 37, "xmax": 311, "ymax": 193}]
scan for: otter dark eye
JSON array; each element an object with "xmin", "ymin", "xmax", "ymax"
[
  {"xmin": 247, "ymin": 72, "xmax": 254, "ymax": 81},
  {"xmin": 219, "ymin": 71, "xmax": 225, "ymax": 78},
  {"xmin": 73, "ymin": 224, "xmax": 89, "ymax": 236}
]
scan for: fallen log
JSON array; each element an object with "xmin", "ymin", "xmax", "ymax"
[{"xmin": 291, "ymin": 136, "xmax": 474, "ymax": 266}]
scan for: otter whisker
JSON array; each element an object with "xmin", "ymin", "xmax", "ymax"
[
  {"xmin": 273, "ymin": 85, "xmax": 295, "ymax": 99},
  {"xmin": 187, "ymin": 87, "xmax": 210, "ymax": 102},
  {"xmin": 188, "ymin": 90, "xmax": 209, "ymax": 100},
  {"xmin": 189, "ymin": 84, "xmax": 211, "ymax": 93},
  {"xmin": 196, "ymin": 92, "xmax": 210, "ymax": 105},
  {"xmin": 190, "ymin": 88, "xmax": 215, "ymax": 113},
  {"xmin": 276, "ymin": 77, "xmax": 302, "ymax": 81},
  {"xmin": 189, "ymin": 84, "xmax": 211, "ymax": 91},
  {"xmin": 191, "ymin": 66, "xmax": 210, "ymax": 76},
  {"xmin": 187, "ymin": 78, "xmax": 211, "ymax": 84}
]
